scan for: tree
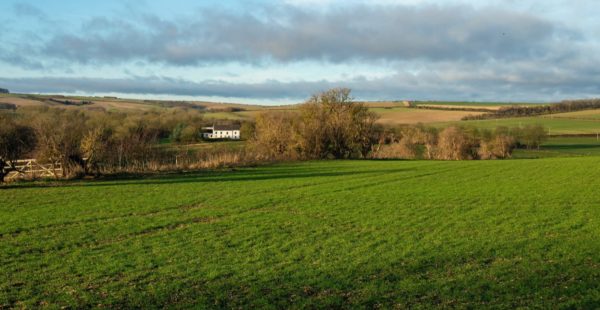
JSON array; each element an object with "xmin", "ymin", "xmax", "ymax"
[
  {"xmin": 169, "ymin": 123, "xmax": 187, "ymax": 143},
  {"xmin": 405, "ymin": 124, "xmax": 437, "ymax": 159},
  {"xmin": 436, "ymin": 126, "xmax": 477, "ymax": 160},
  {"xmin": 299, "ymin": 88, "xmax": 378, "ymax": 159},
  {"xmin": 33, "ymin": 109, "xmax": 87, "ymax": 177},
  {"xmin": 371, "ymin": 139, "xmax": 419, "ymax": 159},
  {"xmin": 240, "ymin": 121, "xmax": 256, "ymax": 140},
  {"xmin": 478, "ymin": 127, "xmax": 516, "ymax": 159},
  {"xmin": 250, "ymin": 112, "xmax": 300, "ymax": 160},
  {"xmin": 179, "ymin": 124, "xmax": 202, "ymax": 143},
  {"xmin": 373, "ymin": 124, "xmax": 436, "ymax": 159},
  {"xmin": 80, "ymin": 126, "xmax": 113, "ymax": 176},
  {"xmin": 112, "ymin": 119, "xmax": 160, "ymax": 169},
  {"xmin": 250, "ymin": 88, "xmax": 378, "ymax": 160},
  {"xmin": 520, "ymin": 124, "xmax": 547, "ymax": 149},
  {"xmin": 0, "ymin": 115, "xmax": 36, "ymax": 182}
]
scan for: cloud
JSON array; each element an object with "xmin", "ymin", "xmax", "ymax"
[
  {"xmin": 1, "ymin": 1, "xmax": 598, "ymax": 102},
  {"xmin": 12, "ymin": 3, "xmax": 47, "ymax": 19},
  {"xmin": 40, "ymin": 4, "xmax": 563, "ymax": 66},
  {"xmin": 3, "ymin": 56, "xmax": 600, "ymax": 102},
  {"xmin": 0, "ymin": 76, "xmax": 325, "ymax": 99}
]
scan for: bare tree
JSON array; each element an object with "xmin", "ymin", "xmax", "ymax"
[
  {"xmin": 520, "ymin": 124, "xmax": 548, "ymax": 149},
  {"xmin": 250, "ymin": 112, "xmax": 300, "ymax": 160},
  {"xmin": 299, "ymin": 88, "xmax": 378, "ymax": 159},
  {"xmin": 33, "ymin": 110, "xmax": 87, "ymax": 177},
  {"xmin": 81, "ymin": 126, "xmax": 114, "ymax": 175},
  {"xmin": 436, "ymin": 126, "xmax": 477, "ymax": 160}
]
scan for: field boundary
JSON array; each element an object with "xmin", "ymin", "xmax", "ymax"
[{"xmin": 5, "ymin": 159, "xmax": 63, "ymax": 181}]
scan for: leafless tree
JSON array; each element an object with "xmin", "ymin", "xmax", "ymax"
[
  {"xmin": 299, "ymin": 88, "xmax": 378, "ymax": 159},
  {"xmin": 435, "ymin": 126, "xmax": 477, "ymax": 160}
]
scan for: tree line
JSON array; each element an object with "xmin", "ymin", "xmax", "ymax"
[
  {"xmin": 463, "ymin": 99, "xmax": 600, "ymax": 120},
  {"xmin": 0, "ymin": 106, "xmax": 246, "ymax": 182},
  {"xmin": 372, "ymin": 124, "xmax": 547, "ymax": 160},
  {"xmin": 248, "ymin": 88, "xmax": 548, "ymax": 161},
  {"xmin": 248, "ymin": 88, "xmax": 379, "ymax": 160},
  {"xmin": 1, "ymin": 88, "xmax": 550, "ymax": 182}
]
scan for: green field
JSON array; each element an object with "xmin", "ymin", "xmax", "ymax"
[
  {"xmin": 414, "ymin": 101, "xmax": 537, "ymax": 107},
  {"xmin": 438, "ymin": 116, "xmax": 600, "ymax": 135},
  {"xmin": 3, "ymin": 158, "xmax": 600, "ymax": 308},
  {"xmin": 546, "ymin": 109, "xmax": 600, "ymax": 120},
  {"xmin": 514, "ymin": 137, "xmax": 600, "ymax": 158}
]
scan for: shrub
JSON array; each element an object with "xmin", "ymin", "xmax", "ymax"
[
  {"xmin": 371, "ymin": 140, "xmax": 419, "ymax": 159},
  {"xmin": 373, "ymin": 124, "xmax": 522, "ymax": 161},
  {"xmin": 518, "ymin": 124, "xmax": 548, "ymax": 149},
  {"xmin": 0, "ymin": 103, "xmax": 16, "ymax": 110},
  {"xmin": 250, "ymin": 112, "xmax": 301, "ymax": 160},
  {"xmin": 478, "ymin": 130, "xmax": 516, "ymax": 159},
  {"xmin": 32, "ymin": 109, "xmax": 87, "ymax": 177},
  {"xmin": 436, "ymin": 126, "xmax": 478, "ymax": 160}
]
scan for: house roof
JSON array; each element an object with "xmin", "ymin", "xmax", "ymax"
[{"xmin": 213, "ymin": 124, "xmax": 241, "ymax": 131}]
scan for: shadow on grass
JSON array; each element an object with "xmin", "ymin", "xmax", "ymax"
[
  {"xmin": 1, "ymin": 164, "xmax": 418, "ymax": 190},
  {"xmin": 543, "ymin": 144, "xmax": 600, "ymax": 151}
]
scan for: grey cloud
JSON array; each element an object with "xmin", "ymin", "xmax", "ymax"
[
  {"xmin": 13, "ymin": 3, "xmax": 47, "ymax": 19},
  {"xmin": 0, "ymin": 76, "xmax": 328, "ymax": 99},
  {"xmin": 0, "ymin": 49, "xmax": 45, "ymax": 70},
  {"xmin": 2, "ymin": 2, "xmax": 597, "ymax": 102},
  {"xmin": 40, "ymin": 4, "xmax": 563, "ymax": 65},
  {"xmin": 2, "ymin": 56, "xmax": 600, "ymax": 102}
]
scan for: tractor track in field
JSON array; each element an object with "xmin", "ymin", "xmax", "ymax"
[{"xmin": 0, "ymin": 203, "xmax": 207, "ymax": 239}]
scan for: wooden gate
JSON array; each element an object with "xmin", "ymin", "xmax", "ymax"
[{"xmin": 5, "ymin": 159, "xmax": 63, "ymax": 181}]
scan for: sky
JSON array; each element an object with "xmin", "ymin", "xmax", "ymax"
[{"xmin": 0, "ymin": 0, "xmax": 599, "ymax": 104}]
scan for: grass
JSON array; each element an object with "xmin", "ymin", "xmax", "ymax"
[
  {"xmin": 165, "ymin": 140, "xmax": 246, "ymax": 152},
  {"xmin": 3, "ymin": 158, "xmax": 600, "ymax": 308},
  {"xmin": 0, "ymin": 93, "xmax": 274, "ymax": 114},
  {"xmin": 414, "ymin": 101, "xmax": 537, "ymax": 107},
  {"xmin": 545, "ymin": 109, "xmax": 600, "ymax": 120},
  {"xmin": 362, "ymin": 100, "xmax": 537, "ymax": 108},
  {"xmin": 437, "ymin": 116, "xmax": 600, "ymax": 135},
  {"xmin": 513, "ymin": 136, "xmax": 600, "ymax": 158}
]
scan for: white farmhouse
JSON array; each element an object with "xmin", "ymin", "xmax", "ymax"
[{"xmin": 202, "ymin": 124, "xmax": 241, "ymax": 140}]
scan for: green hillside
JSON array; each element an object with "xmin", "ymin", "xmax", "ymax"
[
  {"xmin": 2, "ymin": 158, "xmax": 600, "ymax": 308},
  {"xmin": 438, "ymin": 116, "xmax": 600, "ymax": 135}
]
